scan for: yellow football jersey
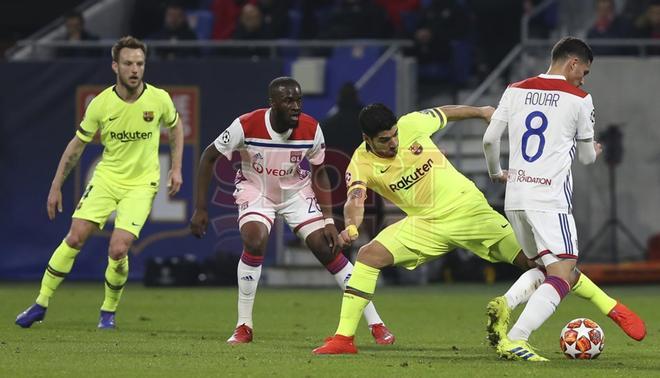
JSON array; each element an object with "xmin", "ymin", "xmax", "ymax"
[
  {"xmin": 76, "ymin": 83, "xmax": 178, "ymax": 187},
  {"xmin": 346, "ymin": 109, "xmax": 484, "ymax": 217}
]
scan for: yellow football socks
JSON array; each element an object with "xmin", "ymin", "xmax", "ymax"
[
  {"xmin": 101, "ymin": 256, "xmax": 129, "ymax": 312},
  {"xmin": 36, "ymin": 240, "xmax": 80, "ymax": 307},
  {"xmin": 571, "ymin": 273, "xmax": 617, "ymax": 314},
  {"xmin": 336, "ymin": 261, "xmax": 380, "ymax": 337}
]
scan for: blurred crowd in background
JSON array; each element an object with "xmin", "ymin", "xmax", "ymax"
[{"xmin": 9, "ymin": 0, "xmax": 658, "ymax": 87}]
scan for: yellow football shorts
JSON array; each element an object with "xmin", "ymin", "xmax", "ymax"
[
  {"xmin": 72, "ymin": 177, "xmax": 158, "ymax": 238},
  {"xmin": 374, "ymin": 200, "xmax": 521, "ymax": 270}
]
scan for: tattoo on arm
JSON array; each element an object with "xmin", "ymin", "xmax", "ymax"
[
  {"xmin": 349, "ymin": 189, "xmax": 365, "ymax": 200},
  {"xmin": 169, "ymin": 128, "xmax": 178, "ymax": 152},
  {"xmin": 62, "ymin": 150, "xmax": 82, "ymax": 180}
]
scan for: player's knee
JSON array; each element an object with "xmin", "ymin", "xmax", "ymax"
[
  {"xmin": 242, "ymin": 237, "xmax": 267, "ymax": 256},
  {"xmin": 108, "ymin": 242, "xmax": 130, "ymax": 260},
  {"xmin": 64, "ymin": 233, "xmax": 86, "ymax": 250}
]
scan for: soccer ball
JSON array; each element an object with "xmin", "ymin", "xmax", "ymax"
[{"xmin": 559, "ymin": 318, "xmax": 605, "ymax": 359}]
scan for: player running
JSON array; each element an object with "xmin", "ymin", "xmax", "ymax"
[
  {"xmin": 190, "ymin": 77, "xmax": 394, "ymax": 345},
  {"xmin": 15, "ymin": 36, "xmax": 184, "ymax": 329},
  {"xmin": 482, "ymin": 36, "xmax": 646, "ymax": 361}
]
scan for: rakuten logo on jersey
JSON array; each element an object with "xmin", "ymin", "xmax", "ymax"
[
  {"xmin": 388, "ymin": 158, "xmax": 434, "ymax": 191},
  {"xmin": 109, "ymin": 130, "xmax": 153, "ymax": 142},
  {"xmin": 509, "ymin": 169, "xmax": 552, "ymax": 186}
]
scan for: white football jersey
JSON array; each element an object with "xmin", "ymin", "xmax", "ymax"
[
  {"xmin": 492, "ymin": 74, "xmax": 595, "ymax": 213},
  {"xmin": 213, "ymin": 108, "xmax": 325, "ymax": 204}
]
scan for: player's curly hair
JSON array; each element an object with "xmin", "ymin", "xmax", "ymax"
[
  {"xmin": 111, "ymin": 36, "xmax": 147, "ymax": 62},
  {"xmin": 551, "ymin": 36, "xmax": 593, "ymax": 64},
  {"xmin": 359, "ymin": 103, "xmax": 397, "ymax": 137}
]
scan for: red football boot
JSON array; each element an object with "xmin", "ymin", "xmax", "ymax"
[
  {"xmin": 607, "ymin": 301, "xmax": 647, "ymax": 341},
  {"xmin": 370, "ymin": 323, "xmax": 395, "ymax": 345},
  {"xmin": 312, "ymin": 334, "xmax": 358, "ymax": 354},
  {"xmin": 227, "ymin": 324, "xmax": 253, "ymax": 344}
]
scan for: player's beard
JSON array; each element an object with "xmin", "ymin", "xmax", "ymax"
[{"xmin": 119, "ymin": 73, "xmax": 142, "ymax": 92}]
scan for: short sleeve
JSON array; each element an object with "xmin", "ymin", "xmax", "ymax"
[
  {"xmin": 213, "ymin": 118, "xmax": 244, "ymax": 159},
  {"xmin": 399, "ymin": 108, "xmax": 448, "ymax": 137},
  {"xmin": 77, "ymin": 97, "xmax": 101, "ymax": 142},
  {"xmin": 345, "ymin": 150, "xmax": 370, "ymax": 195},
  {"xmin": 491, "ymin": 88, "xmax": 511, "ymax": 123},
  {"xmin": 160, "ymin": 90, "xmax": 179, "ymax": 128},
  {"xmin": 306, "ymin": 124, "xmax": 326, "ymax": 165},
  {"xmin": 576, "ymin": 94, "xmax": 595, "ymax": 140}
]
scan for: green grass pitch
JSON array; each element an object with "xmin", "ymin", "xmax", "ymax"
[{"xmin": 0, "ymin": 283, "xmax": 658, "ymax": 377}]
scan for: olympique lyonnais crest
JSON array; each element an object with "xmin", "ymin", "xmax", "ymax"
[
  {"xmin": 409, "ymin": 142, "xmax": 423, "ymax": 155},
  {"xmin": 143, "ymin": 111, "xmax": 154, "ymax": 122},
  {"xmin": 290, "ymin": 150, "xmax": 302, "ymax": 163}
]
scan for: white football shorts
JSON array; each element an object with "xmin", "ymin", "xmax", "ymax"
[{"xmin": 505, "ymin": 209, "xmax": 579, "ymax": 267}]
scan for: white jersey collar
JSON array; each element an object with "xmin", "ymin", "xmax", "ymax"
[
  {"xmin": 264, "ymin": 108, "xmax": 293, "ymax": 140},
  {"xmin": 539, "ymin": 73, "xmax": 567, "ymax": 81}
]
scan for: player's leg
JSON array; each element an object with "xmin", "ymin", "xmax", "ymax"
[
  {"xmin": 15, "ymin": 218, "xmax": 97, "ymax": 328},
  {"xmin": 98, "ymin": 228, "xmax": 135, "ymax": 329},
  {"xmin": 17, "ymin": 179, "xmax": 114, "ymax": 328},
  {"xmin": 304, "ymin": 228, "xmax": 394, "ymax": 345},
  {"xmin": 224, "ymin": 205, "xmax": 272, "ymax": 344},
  {"xmin": 486, "ymin": 209, "xmax": 645, "ymax": 339},
  {"xmin": 499, "ymin": 211, "xmax": 579, "ymax": 361},
  {"xmin": 314, "ymin": 216, "xmax": 450, "ymax": 354},
  {"xmin": 485, "ymin": 234, "xmax": 546, "ymax": 348},
  {"xmin": 572, "ymin": 270, "xmax": 646, "ymax": 340},
  {"xmin": 312, "ymin": 239, "xmax": 393, "ymax": 354},
  {"xmin": 99, "ymin": 184, "xmax": 157, "ymax": 329},
  {"xmin": 287, "ymin": 189, "xmax": 393, "ymax": 344}
]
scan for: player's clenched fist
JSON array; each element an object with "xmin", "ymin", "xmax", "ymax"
[
  {"xmin": 190, "ymin": 209, "xmax": 208, "ymax": 238},
  {"xmin": 337, "ymin": 225, "xmax": 359, "ymax": 248}
]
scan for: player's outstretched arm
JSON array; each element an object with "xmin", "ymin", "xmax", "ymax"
[
  {"xmin": 189, "ymin": 143, "xmax": 223, "ymax": 238},
  {"xmin": 438, "ymin": 105, "xmax": 495, "ymax": 123},
  {"xmin": 340, "ymin": 188, "xmax": 366, "ymax": 247},
  {"xmin": 167, "ymin": 119, "xmax": 184, "ymax": 196},
  {"xmin": 311, "ymin": 164, "xmax": 339, "ymax": 252},
  {"xmin": 48, "ymin": 136, "xmax": 88, "ymax": 220}
]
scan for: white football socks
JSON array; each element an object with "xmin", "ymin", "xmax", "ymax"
[
  {"xmin": 504, "ymin": 267, "xmax": 546, "ymax": 310},
  {"xmin": 236, "ymin": 259, "xmax": 262, "ymax": 328},
  {"xmin": 508, "ymin": 276, "xmax": 570, "ymax": 341}
]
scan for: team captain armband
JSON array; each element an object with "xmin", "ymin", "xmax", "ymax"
[
  {"xmin": 165, "ymin": 112, "xmax": 179, "ymax": 128},
  {"xmin": 347, "ymin": 181, "xmax": 367, "ymax": 195},
  {"xmin": 76, "ymin": 126, "xmax": 95, "ymax": 142}
]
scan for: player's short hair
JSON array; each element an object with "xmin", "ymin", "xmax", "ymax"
[
  {"xmin": 551, "ymin": 37, "xmax": 593, "ymax": 64},
  {"xmin": 268, "ymin": 76, "xmax": 300, "ymax": 99},
  {"xmin": 359, "ymin": 103, "xmax": 397, "ymax": 138},
  {"xmin": 111, "ymin": 36, "xmax": 147, "ymax": 62}
]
